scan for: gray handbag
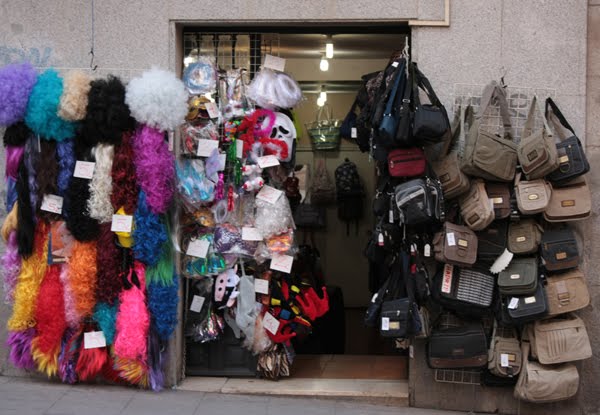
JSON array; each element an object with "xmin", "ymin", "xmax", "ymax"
[{"xmin": 498, "ymin": 257, "xmax": 538, "ymax": 295}]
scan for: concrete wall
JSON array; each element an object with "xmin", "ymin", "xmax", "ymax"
[{"xmin": 0, "ymin": 0, "xmax": 597, "ymax": 413}]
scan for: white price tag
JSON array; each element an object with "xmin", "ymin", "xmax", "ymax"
[
  {"xmin": 111, "ymin": 214, "xmax": 133, "ymax": 233},
  {"xmin": 84, "ymin": 331, "xmax": 106, "ymax": 349},
  {"xmin": 218, "ymin": 153, "xmax": 227, "ymax": 171},
  {"xmin": 73, "ymin": 161, "xmax": 96, "ymax": 179},
  {"xmin": 381, "ymin": 317, "xmax": 390, "ymax": 331},
  {"xmin": 205, "ymin": 102, "xmax": 220, "ymax": 119},
  {"xmin": 392, "ymin": 61, "xmax": 399, "ymax": 67},
  {"xmin": 257, "ymin": 155, "xmax": 280, "ymax": 169},
  {"xmin": 40, "ymin": 194, "xmax": 63, "ymax": 214},
  {"xmin": 186, "ymin": 239, "xmax": 210, "ymax": 258},
  {"xmin": 254, "ymin": 278, "xmax": 269, "ymax": 295},
  {"xmin": 446, "ymin": 232, "xmax": 456, "ymax": 246},
  {"xmin": 263, "ymin": 312, "xmax": 281, "ymax": 335},
  {"xmin": 409, "ymin": 344, "xmax": 415, "ymax": 359},
  {"xmin": 270, "ymin": 254, "xmax": 294, "ymax": 274},
  {"xmin": 190, "ymin": 295, "xmax": 205, "ymax": 313},
  {"xmin": 424, "ymin": 243, "xmax": 431, "ymax": 257},
  {"xmin": 508, "ymin": 297, "xmax": 519, "ymax": 310},
  {"xmin": 263, "ymin": 54, "xmax": 286, "ymax": 72},
  {"xmin": 236, "ymin": 139, "xmax": 244, "ymax": 159},
  {"xmin": 242, "ymin": 227, "xmax": 263, "ymax": 241},
  {"xmin": 524, "ymin": 296, "xmax": 536, "ymax": 304},
  {"xmin": 501, "ymin": 353, "xmax": 510, "ymax": 368},
  {"xmin": 388, "ymin": 209, "xmax": 394, "ymax": 223},
  {"xmin": 351, "ymin": 127, "xmax": 357, "ymax": 139},
  {"xmin": 256, "ymin": 185, "xmax": 283, "ymax": 204},
  {"xmin": 168, "ymin": 131, "xmax": 174, "ymax": 152},
  {"xmin": 197, "ymin": 139, "xmax": 220, "ymax": 157}
]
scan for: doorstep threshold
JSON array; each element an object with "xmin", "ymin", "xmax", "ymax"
[{"xmin": 177, "ymin": 377, "xmax": 408, "ymax": 405}]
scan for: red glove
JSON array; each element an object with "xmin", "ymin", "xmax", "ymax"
[
  {"xmin": 266, "ymin": 319, "xmax": 296, "ymax": 345},
  {"xmin": 296, "ymin": 291, "xmax": 319, "ymax": 321},
  {"xmin": 307, "ymin": 287, "xmax": 329, "ymax": 318}
]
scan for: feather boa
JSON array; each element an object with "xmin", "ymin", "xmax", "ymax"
[
  {"xmin": 24, "ymin": 69, "xmax": 77, "ymax": 141},
  {"xmin": 95, "ymin": 223, "xmax": 123, "ymax": 304},
  {"xmin": 60, "ymin": 264, "xmax": 79, "ymax": 328},
  {"xmin": 58, "ymin": 327, "xmax": 81, "ymax": 384},
  {"xmin": 147, "ymin": 327, "xmax": 164, "ymax": 391},
  {"xmin": 76, "ymin": 340, "xmax": 108, "ymax": 382},
  {"xmin": 88, "ymin": 144, "xmax": 115, "ymax": 222},
  {"xmin": 132, "ymin": 125, "xmax": 174, "ymax": 214},
  {"xmin": 6, "ymin": 329, "xmax": 36, "ymax": 370},
  {"xmin": 31, "ymin": 264, "xmax": 66, "ymax": 377},
  {"xmin": 6, "ymin": 145, "xmax": 25, "ymax": 180},
  {"xmin": 2, "ymin": 202, "xmax": 18, "ymax": 241},
  {"xmin": 114, "ymin": 261, "xmax": 149, "ymax": 361},
  {"xmin": 56, "ymin": 139, "xmax": 76, "ymax": 198},
  {"xmin": 0, "ymin": 62, "xmax": 38, "ymax": 126},
  {"xmin": 147, "ymin": 276, "xmax": 179, "ymax": 342},
  {"xmin": 133, "ymin": 191, "xmax": 167, "ymax": 266},
  {"xmin": 110, "ymin": 131, "xmax": 138, "ymax": 214},
  {"xmin": 145, "ymin": 230, "xmax": 174, "ymax": 286},
  {"xmin": 2, "ymin": 231, "xmax": 21, "ymax": 304},
  {"xmin": 93, "ymin": 302, "xmax": 119, "ymax": 345},
  {"xmin": 68, "ymin": 241, "xmax": 98, "ymax": 319},
  {"xmin": 58, "ymin": 70, "xmax": 91, "ymax": 122},
  {"xmin": 112, "ymin": 354, "xmax": 149, "ymax": 387},
  {"xmin": 24, "ymin": 136, "xmax": 39, "ymax": 220},
  {"xmin": 8, "ymin": 225, "xmax": 48, "ymax": 330}
]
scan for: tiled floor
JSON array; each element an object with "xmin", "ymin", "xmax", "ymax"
[{"xmin": 290, "ymin": 355, "xmax": 408, "ymax": 380}]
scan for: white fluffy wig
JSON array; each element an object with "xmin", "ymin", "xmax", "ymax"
[
  {"xmin": 125, "ymin": 68, "xmax": 188, "ymax": 131},
  {"xmin": 88, "ymin": 144, "xmax": 115, "ymax": 223}
]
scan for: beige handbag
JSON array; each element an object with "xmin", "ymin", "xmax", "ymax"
[
  {"xmin": 517, "ymin": 96, "xmax": 559, "ymax": 180},
  {"xmin": 461, "ymin": 81, "xmax": 517, "ymax": 182},
  {"xmin": 488, "ymin": 323, "xmax": 522, "ymax": 377},
  {"xmin": 507, "ymin": 219, "xmax": 543, "ymax": 254},
  {"xmin": 529, "ymin": 314, "xmax": 592, "ymax": 364},
  {"xmin": 459, "ymin": 179, "xmax": 494, "ymax": 231},
  {"xmin": 543, "ymin": 176, "xmax": 591, "ymax": 222},
  {"xmin": 514, "ymin": 173, "xmax": 551, "ymax": 215},
  {"xmin": 514, "ymin": 342, "xmax": 579, "ymax": 403},
  {"xmin": 545, "ymin": 269, "xmax": 590, "ymax": 316}
]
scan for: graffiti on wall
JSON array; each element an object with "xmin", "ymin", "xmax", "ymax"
[{"xmin": 0, "ymin": 46, "xmax": 53, "ymax": 66}]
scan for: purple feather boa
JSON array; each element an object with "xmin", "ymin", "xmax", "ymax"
[
  {"xmin": 24, "ymin": 136, "xmax": 39, "ymax": 213},
  {"xmin": 6, "ymin": 145, "xmax": 25, "ymax": 180},
  {"xmin": 58, "ymin": 327, "xmax": 80, "ymax": 384},
  {"xmin": 132, "ymin": 125, "xmax": 174, "ymax": 214},
  {"xmin": 2, "ymin": 231, "xmax": 21, "ymax": 304},
  {"xmin": 7, "ymin": 329, "xmax": 36, "ymax": 370},
  {"xmin": 148, "ymin": 327, "xmax": 164, "ymax": 392},
  {"xmin": 56, "ymin": 139, "xmax": 75, "ymax": 197},
  {"xmin": 0, "ymin": 62, "xmax": 38, "ymax": 126}
]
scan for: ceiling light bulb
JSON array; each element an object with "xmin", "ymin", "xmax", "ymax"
[
  {"xmin": 319, "ymin": 57, "xmax": 329, "ymax": 71},
  {"xmin": 325, "ymin": 35, "xmax": 334, "ymax": 59}
]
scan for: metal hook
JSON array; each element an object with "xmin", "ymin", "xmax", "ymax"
[{"xmin": 89, "ymin": 49, "xmax": 98, "ymax": 71}]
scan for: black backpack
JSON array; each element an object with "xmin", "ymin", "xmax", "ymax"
[{"xmin": 335, "ymin": 158, "xmax": 364, "ymax": 235}]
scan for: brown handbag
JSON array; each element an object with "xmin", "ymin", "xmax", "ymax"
[
  {"xmin": 488, "ymin": 323, "xmax": 522, "ymax": 378},
  {"xmin": 459, "ymin": 179, "xmax": 495, "ymax": 231},
  {"xmin": 517, "ymin": 96, "xmax": 559, "ymax": 180},
  {"xmin": 507, "ymin": 219, "xmax": 543, "ymax": 254},
  {"xmin": 433, "ymin": 222, "xmax": 478, "ymax": 267},
  {"xmin": 485, "ymin": 182, "xmax": 511, "ymax": 219},
  {"xmin": 529, "ymin": 314, "xmax": 592, "ymax": 364},
  {"xmin": 461, "ymin": 81, "xmax": 517, "ymax": 182},
  {"xmin": 514, "ymin": 342, "xmax": 579, "ymax": 403},
  {"xmin": 543, "ymin": 176, "xmax": 591, "ymax": 222},
  {"xmin": 514, "ymin": 173, "xmax": 552, "ymax": 215},
  {"xmin": 545, "ymin": 268, "xmax": 590, "ymax": 316}
]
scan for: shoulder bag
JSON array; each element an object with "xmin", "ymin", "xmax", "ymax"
[
  {"xmin": 545, "ymin": 268, "xmax": 590, "ymax": 316},
  {"xmin": 377, "ymin": 60, "xmax": 406, "ymax": 146},
  {"xmin": 433, "ymin": 222, "xmax": 478, "ymax": 266},
  {"xmin": 427, "ymin": 322, "xmax": 488, "ymax": 369},
  {"xmin": 543, "ymin": 176, "xmax": 591, "ymax": 222},
  {"xmin": 514, "ymin": 173, "xmax": 552, "ymax": 215},
  {"xmin": 387, "ymin": 147, "xmax": 426, "ymax": 178},
  {"xmin": 411, "ymin": 63, "xmax": 451, "ymax": 145},
  {"xmin": 505, "ymin": 282, "xmax": 548, "ymax": 324},
  {"xmin": 458, "ymin": 179, "xmax": 495, "ymax": 231},
  {"xmin": 394, "ymin": 176, "xmax": 444, "ymax": 225},
  {"xmin": 540, "ymin": 225, "xmax": 579, "ymax": 271},
  {"xmin": 310, "ymin": 159, "xmax": 336, "ymax": 205},
  {"xmin": 529, "ymin": 314, "xmax": 592, "ymax": 364},
  {"xmin": 476, "ymin": 219, "xmax": 508, "ymax": 264},
  {"xmin": 485, "ymin": 182, "xmax": 511, "ymax": 219},
  {"xmin": 507, "ymin": 219, "xmax": 543, "ymax": 255},
  {"xmin": 488, "ymin": 322, "xmax": 522, "ymax": 378},
  {"xmin": 432, "ymin": 264, "xmax": 495, "ymax": 311},
  {"xmin": 498, "ymin": 257, "xmax": 538, "ymax": 296}
]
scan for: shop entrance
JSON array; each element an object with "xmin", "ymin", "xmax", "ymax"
[{"xmin": 179, "ymin": 26, "xmax": 410, "ymax": 385}]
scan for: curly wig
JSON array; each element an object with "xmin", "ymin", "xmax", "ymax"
[
  {"xmin": 125, "ymin": 67, "xmax": 188, "ymax": 132},
  {"xmin": 31, "ymin": 264, "xmax": 66, "ymax": 377},
  {"xmin": 75, "ymin": 328, "xmax": 108, "ymax": 382},
  {"xmin": 95, "ymin": 223, "xmax": 123, "ymax": 305},
  {"xmin": 2, "ymin": 202, "xmax": 18, "ymax": 241},
  {"xmin": 35, "ymin": 140, "xmax": 60, "ymax": 220},
  {"xmin": 93, "ymin": 302, "xmax": 119, "ymax": 346},
  {"xmin": 110, "ymin": 131, "xmax": 138, "ymax": 214},
  {"xmin": 58, "ymin": 70, "xmax": 91, "ymax": 121},
  {"xmin": 3, "ymin": 121, "xmax": 31, "ymax": 147},
  {"xmin": 16, "ymin": 159, "xmax": 35, "ymax": 257},
  {"xmin": 24, "ymin": 136, "xmax": 39, "ymax": 217},
  {"xmin": 8, "ymin": 224, "xmax": 48, "ymax": 331},
  {"xmin": 6, "ymin": 328, "xmax": 37, "ymax": 370},
  {"xmin": 81, "ymin": 76, "xmax": 134, "ymax": 146},
  {"xmin": 133, "ymin": 191, "xmax": 167, "ymax": 266},
  {"xmin": 56, "ymin": 139, "xmax": 76, "ymax": 198},
  {"xmin": 2, "ymin": 231, "xmax": 21, "ymax": 304},
  {"xmin": 60, "ymin": 264, "xmax": 80, "ymax": 328},
  {"xmin": 132, "ymin": 125, "xmax": 174, "ymax": 214},
  {"xmin": 112, "ymin": 354, "xmax": 149, "ymax": 387},
  {"xmin": 58, "ymin": 327, "xmax": 81, "ymax": 384},
  {"xmin": 87, "ymin": 144, "xmax": 114, "ymax": 223},
  {"xmin": 114, "ymin": 261, "xmax": 149, "ymax": 361},
  {"xmin": 65, "ymin": 175, "xmax": 100, "ymax": 241},
  {"xmin": 24, "ymin": 69, "xmax": 77, "ymax": 141},
  {"xmin": 68, "ymin": 240, "xmax": 98, "ymax": 319},
  {"xmin": 0, "ymin": 62, "xmax": 38, "ymax": 126},
  {"xmin": 147, "ymin": 276, "xmax": 179, "ymax": 342}
]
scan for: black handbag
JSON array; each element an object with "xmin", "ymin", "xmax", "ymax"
[
  {"xmin": 378, "ymin": 61, "xmax": 407, "ymax": 146},
  {"xmin": 504, "ymin": 281, "xmax": 548, "ymax": 324},
  {"xmin": 293, "ymin": 203, "xmax": 326, "ymax": 229},
  {"xmin": 540, "ymin": 225, "xmax": 579, "ymax": 271},
  {"xmin": 340, "ymin": 99, "xmax": 358, "ymax": 141},
  {"xmin": 411, "ymin": 63, "xmax": 451, "ymax": 145},
  {"xmin": 476, "ymin": 219, "xmax": 508, "ymax": 264},
  {"xmin": 394, "ymin": 175, "xmax": 444, "ymax": 225},
  {"xmin": 545, "ymin": 98, "xmax": 590, "ymax": 185},
  {"xmin": 427, "ymin": 323, "xmax": 488, "ymax": 369},
  {"xmin": 393, "ymin": 62, "xmax": 415, "ymax": 147},
  {"xmin": 432, "ymin": 264, "xmax": 495, "ymax": 314}
]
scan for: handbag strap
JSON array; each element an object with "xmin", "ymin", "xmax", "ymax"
[
  {"xmin": 478, "ymin": 81, "xmax": 513, "ymax": 141},
  {"xmin": 440, "ymin": 104, "xmax": 466, "ymax": 157},
  {"xmin": 413, "ymin": 63, "xmax": 443, "ymax": 108},
  {"xmin": 522, "ymin": 96, "xmax": 551, "ymax": 138},
  {"xmin": 316, "ymin": 104, "xmax": 333, "ymax": 124},
  {"xmin": 545, "ymin": 97, "xmax": 576, "ymax": 141}
]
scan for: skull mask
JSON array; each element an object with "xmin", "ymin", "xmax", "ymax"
[{"xmin": 260, "ymin": 112, "xmax": 296, "ymax": 162}]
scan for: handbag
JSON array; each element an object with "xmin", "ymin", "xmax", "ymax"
[
  {"xmin": 431, "ymin": 105, "xmax": 471, "ymax": 199},
  {"xmin": 545, "ymin": 97, "xmax": 590, "ymax": 185},
  {"xmin": 488, "ymin": 323, "xmax": 522, "ymax": 378},
  {"xmin": 380, "ymin": 297, "xmax": 412, "ymax": 338},
  {"xmin": 310, "ymin": 159, "xmax": 336, "ymax": 205},
  {"xmin": 476, "ymin": 219, "xmax": 508, "ymax": 264},
  {"xmin": 514, "ymin": 342, "xmax": 579, "ymax": 403},
  {"xmin": 517, "ymin": 96, "xmax": 559, "ymax": 180},
  {"xmin": 498, "ymin": 257, "xmax": 538, "ymax": 296},
  {"xmin": 505, "ymin": 282, "xmax": 548, "ymax": 324},
  {"xmin": 377, "ymin": 60, "xmax": 406, "ymax": 146},
  {"xmin": 432, "ymin": 264, "xmax": 495, "ymax": 311},
  {"xmin": 411, "ymin": 63, "xmax": 451, "ymax": 145},
  {"xmin": 485, "ymin": 182, "xmax": 511, "ymax": 219},
  {"xmin": 543, "ymin": 176, "xmax": 591, "ymax": 222},
  {"xmin": 433, "ymin": 222, "xmax": 478, "ymax": 267},
  {"xmin": 394, "ymin": 176, "xmax": 444, "ymax": 225},
  {"xmin": 387, "ymin": 147, "xmax": 426, "ymax": 178},
  {"xmin": 507, "ymin": 219, "xmax": 543, "ymax": 255},
  {"xmin": 461, "ymin": 81, "xmax": 517, "ymax": 182},
  {"xmin": 458, "ymin": 179, "xmax": 495, "ymax": 231},
  {"xmin": 514, "ymin": 173, "xmax": 552, "ymax": 215},
  {"xmin": 293, "ymin": 203, "xmax": 326, "ymax": 229},
  {"xmin": 427, "ymin": 322, "xmax": 488, "ymax": 369},
  {"xmin": 529, "ymin": 314, "xmax": 592, "ymax": 364},
  {"xmin": 306, "ymin": 105, "xmax": 341, "ymax": 151},
  {"xmin": 545, "ymin": 268, "xmax": 590, "ymax": 316},
  {"xmin": 340, "ymin": 99, "xmax": 358, "ymax": 141},
  {"xmin": 540, "ymin": 225, "xmax": 579, "ymax": 271}
]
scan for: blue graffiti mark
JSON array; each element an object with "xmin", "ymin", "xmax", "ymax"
[{"xmin": 0, "ymin": 46, "xmax": 53, "ymax": 66}]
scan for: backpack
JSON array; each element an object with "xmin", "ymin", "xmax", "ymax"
[{"xmin": 335, "ymin": 158, "xmax": 364, "ymax": 235}]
